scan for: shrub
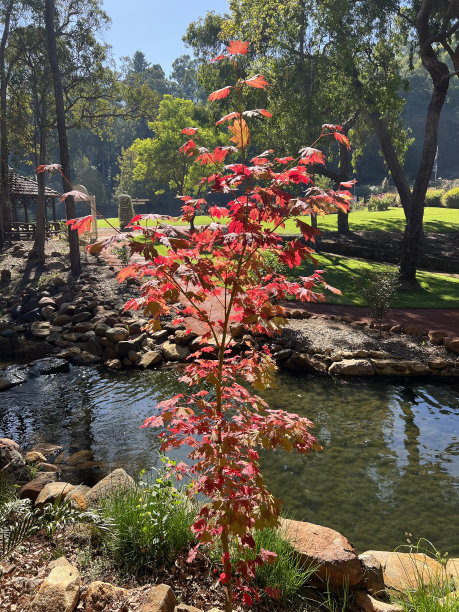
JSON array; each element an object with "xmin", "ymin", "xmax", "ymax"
[
  {"xmin": 367, "ymin": 193, "xmax": 396, "ymax": 211},
  {"xmin": 425, "ymin": 188, "xmax": 444, "ymax": 207},
  {"xmin": 355, "ymin": 267, "xmax": 399, "ymax": 337},
  {"xmin": 441, "ymin": 187, "xmax": 459, "ymax": 209},
  {"xmin": 98, "ymin": 460, "xmax": 195, "ymax": 575}
]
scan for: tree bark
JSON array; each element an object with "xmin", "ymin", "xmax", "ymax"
[
  {"xmin": 33, "ymin": 101, "xmax": 47, "ymax": 265},
  {"xmin": 0, "ymin": 0, "xmax": 14, "ymax": 248},
  {"xmin": 44, "ymin": 0, "xmax": 80, "ymax": 275}
]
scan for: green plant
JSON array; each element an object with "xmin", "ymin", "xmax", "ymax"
[
  {"xmin": 111, "ymin": 243, "xmax": 131, "ymax": 265},
  {"xmin": 320, "ymin": 580, "xmax": 352, "ymax": 612},
  {"xmin": 367, "ymin": 193, "xmax": 396, "ymax": 211},
  {"xmin": 354, "ymin": 267, "xmax": 399, "ymax": 337},
  {"xmin": 98, "ymin": 459, "xmax": 195, "ymax": 576},
  {"xmin": 441, "ymin": 187, "xmax": 459, "ymax": 209},
  {"xmin": 390, "ymin": 539, "xmax": 459, "ymax": 611},
  {"xmin": 425, "ymin": 188, "xmax": 444, "ymax": 207}
]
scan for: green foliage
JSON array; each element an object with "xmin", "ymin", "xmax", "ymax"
[
  {"xmin": 367, "ymin": 193, "xmax": 397, "ymax": 211},
  {"xmin": 425, "ymin": 189, "xmax": 444, "ymax": 208},
  {"xmin": 354, "ymin": 267, "xmax": 399, "ymax": 335},
  {"xmin": 111, "ymin": 243, "xmax": 130, "ymax": 265},
  {"xmin": 390, "ymin": 539, "xmax": 459, "ymax": 612},
  {"xmin": 441, "ymin": 187, "xmax": 459, "ymax": 209},
  {"xmin": 98, "ymin": 460, "xmax": 195, "ymax": 576}
]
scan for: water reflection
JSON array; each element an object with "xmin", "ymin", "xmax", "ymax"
[{"xmin": 0, "ymin": 367, "xmax": 458, "ymax": 554}]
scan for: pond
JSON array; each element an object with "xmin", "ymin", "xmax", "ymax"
[{"xmin": 1, "ymin": 366, "xmax": 458, "ymax": 555}]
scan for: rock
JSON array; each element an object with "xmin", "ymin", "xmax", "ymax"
[
  {"xmin": 31, "ymin": 358, "xmax": 69, "ymax": 376},
  {"xmin": 363, "ymin": 550, "xmax": 442, "ymax": 591},
  {"xmin": 41, "ymin": 306, "xmax": 56, "ymax": 319},
  {"xmin": 445, "ymin": 337, "xmax": 459, "ymax": 354},
  {"xmin": 30, "ymin": 321, "xmax": 51, "ymax": 339},
  {"xmin": 0, "ymin": 446, "xmax": 31, "ymax": 484},
  {"xmin": 66, "ymin": 449, "xmax": 94, "ymax": 466},
  {"xmin": 162, "ymin": 341, "xmax": 190, "ymax": 362},
  {"xmin": 446, "ymin": 558, "xmax": 459, "ymax": 581},
  {"xmin": 37, "ymin": 462, "xmax": 59, "ymax": 472},
  {"xmin": 116, "ymin": 339, "xmax": 143, "ymax": 357},
  {"xmin": 329, "ymin": 359, "xmax": 375, "ymax": 377},
  {"xmin": 19, "ymin": 472, "xmax": 57, "ymax": 502},
  {"xmin": 175, "ymin": 606, "xmax": 203, "ymax": 612},
  {"xmin": 371, "ymin": 359, "xmax": 430, "ymax": 376},
  {"xmin": 35, "ymin": 482, "xmax": 75, "ymax": 508},
  {"xmin": 51, "ymin": 276, "xmax": 66, "ymax": 287},
  {"xmin": 390, "ymin": 325, "xmax": 402, "ymax": 333},
  {"xmin": 0, "ymin": 438, "xmax": 20, "ymax": 451},
  {"xmin": 285, "ymin": 352, "xmax": 328, "ymax": 373},
  {"xmin": 136, "ymin": 584, "xmax": 177, "ymax": 612},
  {"xmin": 273, "ymin": 348, "xmax": 292, "ymax": 362},
  {"xmin": 428, "ymin": 359, "xmax": 450, "ymax": 370},
  {"xmin": 439, "ymin": 590, "xmax": 459, "ymax": 605},
  {"xmin": 174, "ymin": 329, "xmax": 198, "ymax": 345},
  {"xmin": 72, "ymin": 311, "xmax": 92, "ymax": 323},
  {"xmin": 128, "ymin": 350, "xmax": 141, "ymax": 363},
  {"xmin": 95, "ymin": 323, "xmax": 110, "ymax": 336},
  {"xmin": 359, "ymin": 552, "xmax": 385, "ymax": 595},
  {"xmin": 54, "ymin": 313, "xmax": 73, "ymax": 326},
  {"xmin": 354, "ymin": 591, "xmax": 402, "ymax": 611},
  {"xmin": 281, "ymin": 519, "xmax": 363, "ymax": 588},
  {"xmin": 25, "ymin": 451, "xmax": 47, "ymax": 463},
  {"xmin": 84, "ymin": 581, "xmax": 129, "ymax": 612},
  {"xmin": 152, "ymin": 329, "xmax": 169, "ymax": 342},
  {"xmin": 402, "ymin": 325, "xmax": 425, "ymax": 337},
  {"xmin": 428, "ymin": 330, "xmax": 448, "ymax": 345},
  {"xmin": 139, "ymin": 351, "xmax": 163, "ymax": 368},
  {"xmin": 105, "ymin": 358, "xmax": 122, "ymax": 370},
  {"xmin": 64, "ymin": 485, "xmax": 91, "ymax": 510},
  {"xmin": 30, "ymin": 557, "xmax": 80, "ymax": 611},
  {"xmin": 105, "ymin": 327, "xmax": 129, "ymax": 343},
  {"xmin": 38, "ymin": 297, "xmax": 56, "ymax": 307},
  {"xmin": 70, "ymin": 351, "xmax": 102, "ymax": 365},
  {"xmin": 85, "ymin": 468, "xmax": 135, "ymax": 505},
  {"xmin": 30, "ymin": 443, "xmax": 63, "ymax": 461}
]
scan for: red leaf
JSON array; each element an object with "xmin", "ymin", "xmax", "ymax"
[
  {"xmin": 208, "ymin": 86, "xmax": 232, "ymax": 101},
  {"xmin": 179, "ymin": 139, "xmax": 197, "ymax": 156},
  {"xmin": 216, "ymin": 112, "xmax": 240, "ymax": 126},
  {"xmin": 339, "ymin": 179, "xmax": 357, "ymax": 189},
  {"xmin": 226, "ymin": 40, "xmax": 249, "ymax": 55},
  {"xmin": 265, "ymin": 586, "xmax": 281, "ymax": 600},
  {"xmin": 322, "ymin": 123, "xmax": 343, "ymax": 132},
  {"xmin": 36, "ymin": 163, "xmax": 62, "ymax": 174},
  {"xmin": 244, "ymin": 75, "xmax": 270, "ymax": 89},
  {"xmin": 275, "ymin": 156, "xmax": 294, "ymax": 164},
  {"xmin": 209, "ymin": 206, "xmax": 229, "ymax": 219},
  {"xmin": 66, "ymin": 215, "xmax": 93, "ymax": 236},
  {"xmin": 242, "ymin": 593, "xmax": 253, "ymax": 606},
  {"xmin": 298, "ymin": 147, "xmax": 326, "ymax": 165},
  {"xmin": 181, "ymin": 127, "xmax": 199, "ymax": 135},
  {"xmin": 334, "ymin": 132, "xmax": 351, "ymax": 149},
  {"xmin": 59, "ymin": 190, "xmax": 89, "ymax": 203},
  {"xmin": 211, "ymin": 53, "xmax": 227, "ymax": 63},
  {"xmin": 260, "ymin": 548, "xmax": 277, "ymax": 564}
]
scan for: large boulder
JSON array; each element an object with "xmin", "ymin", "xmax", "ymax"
[
  {"xmin": 162, "ymin": 341, "xmax": 190, "ymax": 362},
  {"xmin": 0, "ymin": 445, "xmax": 31, "ymax": 484},
  {"xmin": 30, "ymin": 557, "xmax": 80, "ymax": 612},
  {"xmin": 353, "ymin": 591, "xmax": 402, "ymax": 611},
  {"xmin": 328, "ymin": 359, "xmax": 375, "ymax": 376},
  {"xmin": 445, "ymin": 337, "xmax": 459, "ymax": 354},
  {"xmin": 281, "ymin": 519, "xmax": 363, "ymax": 588},
  {"xmin": 284, "ymin": 352, "xmax": 329, "ymax": 373},
  {"xmin": 84, "ymin": 581, "xmax": 129, "ymax": 612},
  {"xmin": 363, "ymin": 550, "xmax": 443, "ymax": 592},
  {"xmin": 371, "ymin": 359, "xmax": 430, "ymax": 376},
  {"xmin": 35, "ymin": 482, "xmax": 75, "ymax": 508},
  {"xmin": 19, "ymin": 472, "xmax": 58, "ymax": 503},
  {"xmin": 105, "ymin": 327, "xmax": 129, "ymax": 343},
  {"xmin": 85, "ymin": 468, "xmax": 135, "ymax": 506},
  {"xmin": 359, "ymin": 551, "xmax": 385, "ymax": 595},
  {"xmin": 136, "ymin": 584, "xmax": 176, "ymax": 612},
  {"xmin": 66, "ymin": 449, "xmax": 94, "ymax": 466},
  {"xmin": 139, "ymin": 350, "xmax": 163, "ymax": 368}
]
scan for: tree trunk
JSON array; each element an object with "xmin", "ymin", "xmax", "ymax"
[
  {"xmin": 34, "ymin": 105, "xmax": 47, "ymax": 265},
  {"xmin": 0, "ymin": 0, "xmax": 13, "ymax": 249},
  {"xmin": 44, "ymin": 0, "xmax": 80, "ymax": 275}
]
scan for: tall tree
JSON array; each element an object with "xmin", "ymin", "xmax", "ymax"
[{"xmin": 44, "ymin": 0, "xmax": 80, "ymax": 274}]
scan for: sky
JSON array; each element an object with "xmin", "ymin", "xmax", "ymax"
[{"xmin": 100, "ymin": 0, "xmax": 229, "ymax": 75}]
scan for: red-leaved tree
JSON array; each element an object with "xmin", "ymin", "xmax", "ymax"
[{"xmin": 85, "ymin": 41, "xmax": 352, "ymax": 611}]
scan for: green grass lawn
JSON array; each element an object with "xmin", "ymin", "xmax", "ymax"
[
  {"xmin": 97, "ymin": 207, "xmax": 459, "ymax": 234},
  {"xmin": 292, "ymin": 253, "xmax": 459, "ymax": 308}
]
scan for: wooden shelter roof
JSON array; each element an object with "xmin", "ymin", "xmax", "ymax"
[{"xmin": 9, "ymin": 168, "xmax": 61, "ymax": 198}]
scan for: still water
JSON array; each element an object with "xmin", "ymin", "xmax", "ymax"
[{"xmin": 1, "ymin": 366, "xmax": 458, "ymax": 554}]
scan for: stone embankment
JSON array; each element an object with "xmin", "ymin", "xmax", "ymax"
[
  {"xmin": 0, "ymin": 258, "xmax": 458, "ymax": 389},
  {"xmin": 1, "ymin": 436, "xmax": 458, "ymax": 612}
]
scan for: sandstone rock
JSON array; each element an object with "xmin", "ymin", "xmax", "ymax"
[
  {"xmin": 30, "ymin": 443, "xmax": 63, "ymax": 461},
  {"xmin": 0, "ymin": 438, "xmax": 19, "ymax": 451},
  {"xmin": 162, "ymin": 341, "xmax": 190, "ymax": 362},
  {"xmin": 65, "ymin": 485, "xmax": 91, "ymax": 510},
  {"xmin": 136, "ymin": 584, "xmax": 177, "ymax": 612},
  {"xmin": 175, "ymin": 605, "xmax": 203, "ymax": 612},
  {"xmin": 38, "ymin": 297, "xmax": 56, "ymax": 307},
  {"xmin": 139, "ymin": 351, "xmax": 163, "ymax": 368},
  {"xmin": 364, "ymin": 550, "xmax": 442, "ymax": 592},
  {"xmin": 85, "ymin": 468, "xmax": 135, "ymax": 505},
  {"xmin": 84, "ymin": 581, "xmax": 129, "ymax": 612},
  {"xmin": 67, "ymin": 449, "xmax": 94, "ymax": 466},
  {"xmin": 445, "ymin": 337, "xmax": 459, "ymax": 354},
  {"xmin": 54, "ymin": 314, "xmax": 73, "ymax": 326},
  {"xmin": 428, "ymin": 359, "xmax": 450, "ymax": 370},
  {"xmin": 151, "ymin": 329, "xmax": 169, "ymax": 342},
  {"xmin": 72, "ymin": 311, "xmax": 92, "ymax": 323},
  {"xmin": 128, "ymin": 350, "xmax": 141, "ymax": 363},
  {"xmin": 116, "ymin": 339, "xmax": 143, "ymax": 357},
  {"xmin": 0, "ymin": 446, "xmax": 31, "ymax": 483},
  {"xmin": 446, "ymin": 558, "xmax": 459, "ymax": 581},
  {"xmin": 105, "ymin": 327, "xmax": 129, "ymax": 343},
  {"xmin": 41, "ymin": 306, "xmax": 56, "ymax": 319},
  {"xmin": 354, "ymin": 591, "xmax": 402, "ymax": 611},
  {"xmin": 359, "ymin": 552, "xmax": 385, "ymax": 595},
  {"xmin": 439, "ymin": 590, "xmax": 459, "ymax": 605},
  {"xmin": 390, "ymin": 325, "xmax": 402, "ymax": 333},
  {"xmin": 402, "ymin": 325, "xmax": 425, "ymax": 337},
  {"xmin": 329, "ymin": 359, "xmax": 375, "ymax": 376},
  {"xmin": 37, "ymin": 462, "xmax": 59, "ymax": 472},
  {"xmin": 51, "ymin": 276, "xmax": 66, "ymax": 287},
  {"xmin": 19, "ymin": 472, "xmax": 57, "ymax": 502},
  {"xmin": 30, "ymin": 557, "xmax": 80, "ymax": 611},
  {"xmin": 35, "ymin": 482, "xmax": 75, "ymax": 508},
  {"xmin": 342, "ymin": 350, "xmax": 369, "ymax": 359},
  {"xmin": 95, "ymin": 323, "xmax": 110, "ymax": 336},
  {"xmin": 285, "ymin": 352, "xmax": 328, "ymax": 373},
  {"xmin": 428, "ymin": 330, "xmax": 448, "ymax": 345},
  {"xmin": 105, "ymin": 358, "xmax": 121, "ymax": 370},
  {"xmin": 174, "ymin": 329, "xmax": 198, "ymax": 345},
  {"xmin": 31, "ymin": 321, "xmax": 51, "ymax": 339},
  {"xmin": 281, "ymin": 518, "xmax": 363, "ymax": 588}
]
